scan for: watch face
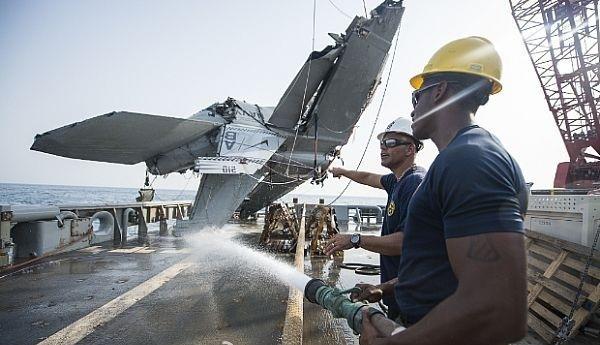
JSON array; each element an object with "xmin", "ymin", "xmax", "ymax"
[{"xmin": 351, "ymin": 233, "xmax": 359, "ymax": 244}]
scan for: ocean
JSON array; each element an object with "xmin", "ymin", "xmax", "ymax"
[
  {"xmin": 0, "ymin": 183, "xmax": 387, "ymax": 207},
  {"xmin": 0, "ymin": 183, "xmax": 196, "ymax": 206}
]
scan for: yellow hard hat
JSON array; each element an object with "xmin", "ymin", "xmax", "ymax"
[{"xmin": 410, "ymin": 36, "xmax": 503, "ymax": 94}]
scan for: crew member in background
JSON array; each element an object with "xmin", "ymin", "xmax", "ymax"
[
  {"xmin": 324, "ymin": 117, "xmax": 426, "ymax": 320},
  {"xmin": 359, "ymin": 36, "xmax": 529, "ymax": 345}
]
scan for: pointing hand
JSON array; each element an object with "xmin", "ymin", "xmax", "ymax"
[
  {"xmin": 324, "ymin": 234, "xmax": 352, "ymax": 256},
  {"xmin": 329, "ymin": 167, "xmax": 346, "ymax": 178}
]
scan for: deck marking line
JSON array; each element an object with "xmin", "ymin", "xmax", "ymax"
[
  {"xmin": 107, "ymin": 246, "xmax": 145, "ymax": 254},
  {"xmin": 282, "ymin": 204, "xmax": 306, "ymax": 345},
  {"xmin": 135, "ymin": 249, "xmax": 156, "ymax": 254},
  {"xmin": 78, "ymin": 246, "xmax": 102, "ymax": 252},
  {"xmin": 38, "ymin": 260, "xmax": 193, "ymax": 345},
  {"xmin": 159, "ymin": 248, "xmax": 191, "ymax": 254}
]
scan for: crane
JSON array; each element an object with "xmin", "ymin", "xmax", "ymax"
[{"xmin": 510, "ymin": 0, "xmax": 600, "ymax": 189}]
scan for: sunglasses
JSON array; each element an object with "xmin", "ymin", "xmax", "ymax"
[
  {"xmin": 412, "ymin": 81, "xmax": 462, "ymax": 108},
  {"xmin": 380, "ymin": 138, "xmax": 413, "ymax": 149}
]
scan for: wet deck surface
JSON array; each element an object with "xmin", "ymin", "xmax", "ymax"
[
  {"xmin": 0, "ymin": 223, "xmax": 379, "ymax": 345},
  {"xmin": 2, "ymin": 222, "xmax": 595, "ymax": 345}
]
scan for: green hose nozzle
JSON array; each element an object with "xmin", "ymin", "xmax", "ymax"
[{"xmin": 304, "ymin": 278, "xmax": 400, "ymax": 335}]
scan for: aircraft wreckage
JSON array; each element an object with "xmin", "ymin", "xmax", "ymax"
[{"xmin": 30, "ymin": 0, "xmax": 404, "ymax": 229}]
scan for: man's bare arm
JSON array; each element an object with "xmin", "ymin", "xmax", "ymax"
[
  {"xmin": 324, "ymin": 232, "xmax": 403, "ymax": 256},
  {"xmin": 330, "ymin": 167, "xmax": 384, "ymax": 189},
  {"xmin": 367, "ymin": 232, "xmax": 528, "ymax": 345},
  {"xmin": 360, "ymin": 232, "xmax": 403, "ymax": 256}
]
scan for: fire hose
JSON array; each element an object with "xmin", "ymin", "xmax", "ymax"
[
  {"xmin": 340, "ymin": 262, "xmax": 380, "ymax": 275},
  {"xmin": 304, "ymin": 278, "xmax": 405, "ymax": 336}
]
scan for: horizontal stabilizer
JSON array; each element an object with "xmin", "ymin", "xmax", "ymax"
[{"xmin": 31, "ymin": 111, "xmax": 221, "ymax": 165}]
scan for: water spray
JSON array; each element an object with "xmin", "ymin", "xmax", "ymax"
[
  {"xmin": 304, "ymin": 278, "xmax": 405, "ymax": 336},
  {"xmin": 187, "ymin": 230, "xmax": 404, "ymax": 336}
]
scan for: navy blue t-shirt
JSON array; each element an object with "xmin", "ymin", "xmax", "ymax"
[
  {"xmin": 395, "ymin": 125, "xmax": 528, "ymax": 325},
  {"xmin": 379, "ymin": 166, "xmax": 426, "ymax": 314}
]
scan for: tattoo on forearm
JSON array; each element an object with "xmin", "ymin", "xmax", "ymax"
[{"xmin": 467, "ymin": 236, "xmax": 501, "ymax": 262}]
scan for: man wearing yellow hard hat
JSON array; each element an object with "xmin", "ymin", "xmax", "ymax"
[{"xmin": 360, "ymin": 37, "xmax": 529, "ymax": 345}]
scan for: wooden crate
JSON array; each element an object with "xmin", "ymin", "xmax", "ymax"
[{"xmin": 526, "ymin": 231, "xmax": 600, "ymax": 343}]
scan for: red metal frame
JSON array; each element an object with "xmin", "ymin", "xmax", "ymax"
[{"xmin": 510, "ymin": 0, "xmax": 600, "ymax": 188}]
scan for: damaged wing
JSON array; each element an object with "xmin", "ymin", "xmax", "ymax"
[
  {"xmin": 236, "ymin": 1, "xmax": 405, "ymax": 218},
  {"xmin": 268, "ymin": 46, "xmax": 342, "ymax": 129},
  {"xmin": 309, "ymin": 4, "xmax": 405, "ymax": 142},
  {"xmin": 31, "ymin": 111, "xmax": 221, "ymax": 165}
]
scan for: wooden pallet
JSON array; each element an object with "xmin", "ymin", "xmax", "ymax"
[{"xmin": 525, "ymin": 231, "xmax": 600, "ymax": 343}]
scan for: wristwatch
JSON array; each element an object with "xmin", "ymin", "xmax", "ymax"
[{"xmin": 350, "ymin": 233, "xmax": 361, "ymax": 249}]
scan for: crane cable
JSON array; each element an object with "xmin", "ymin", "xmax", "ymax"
[
  {"xmin": 286, "ymin": 0, "xmax": 318, "ymax": 174},
  {"xmin": 328, "ymin": 22, "xmax": 401, "ymax": 205},
  {"xmin": 327, "ymin": 0, "xmax": 352, "ymax": 19}
]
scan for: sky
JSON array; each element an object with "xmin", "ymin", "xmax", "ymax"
[{"xmin": 0, "ymin": 0, "xmax": 568, "ymax": 198}]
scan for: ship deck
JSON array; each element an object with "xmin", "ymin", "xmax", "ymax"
[
  {"xmin": 0, "ymin": 223, "xmax": 595, "ymax": 345},
  {"xmin": 0, "ymin": 223, "xmax": 378, "ymax": 344}
]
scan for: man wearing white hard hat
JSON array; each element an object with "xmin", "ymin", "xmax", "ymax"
[{"xmin": 325, "ymin": 116, "xmax": 426, "ymax": 320}]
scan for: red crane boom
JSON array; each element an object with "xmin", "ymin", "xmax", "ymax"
[{"xmin": 510, "ymin": 0, "xmax": 600, "ymax": 188}]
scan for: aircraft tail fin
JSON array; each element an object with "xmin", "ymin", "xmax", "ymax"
[{"xmin": 175, "ymin": 173, "xmax": 260, "ymax": 231}]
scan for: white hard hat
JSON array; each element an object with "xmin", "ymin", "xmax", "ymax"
[{"xmin": 376, "ymin": 117, "xmax": 423, "ymax": 151}]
